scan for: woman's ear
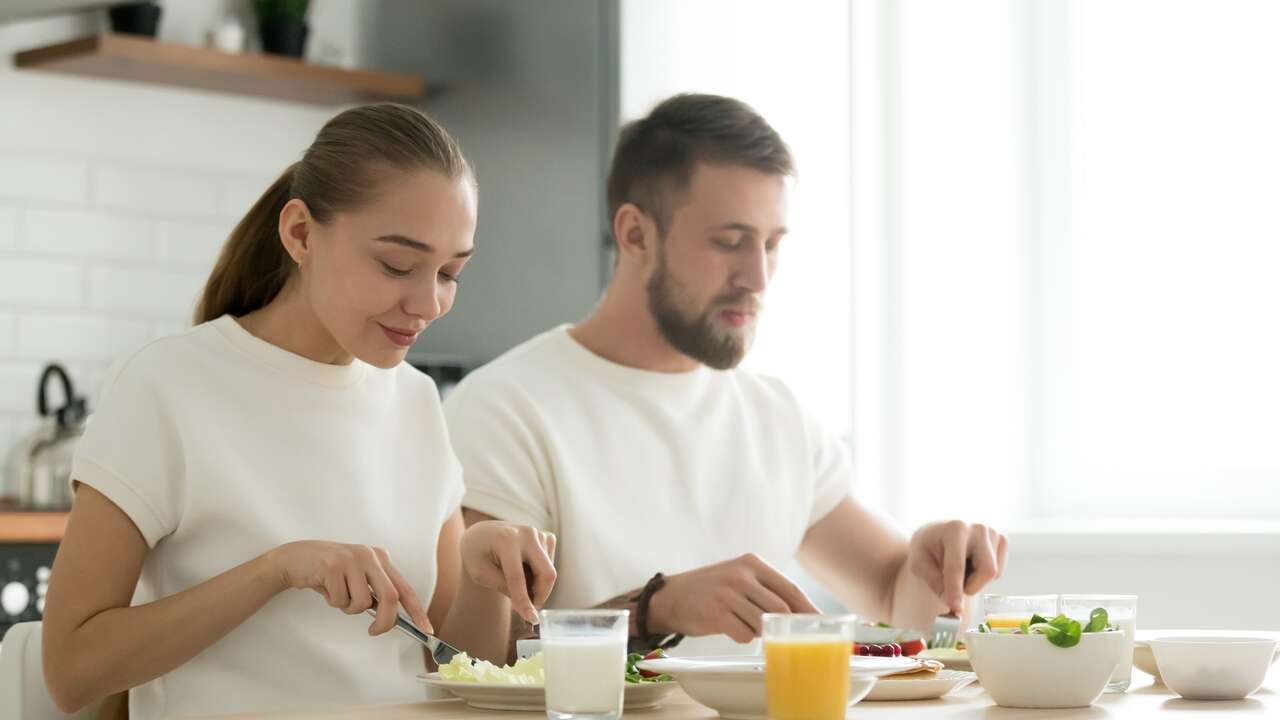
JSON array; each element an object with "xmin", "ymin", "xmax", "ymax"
[{"xmin": 277, "ymin": 198, "xmax": 314, "ymax": 267}]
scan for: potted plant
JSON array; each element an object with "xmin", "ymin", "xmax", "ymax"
[
  {"xmin": 107, "ymin": 1, "xmax": 162, "ymax": 37},
  {"xmin": 253, "ymin": 0, "xmax": 309, "ymax": 58}
]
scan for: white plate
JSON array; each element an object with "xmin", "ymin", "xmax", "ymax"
[
  {"xmin": 634, "ymin": 655, "xmax": 921, "ymax": 720},
  {"xmin": 418, "ymin": 674, "xmax": 679, "ymax": 712},
  {"xmin": 637, "ymin": 654, "xmax": 920, "ymax": 677},
  {"xmin": 916, "ymin": 651, "xmax": 971, "ymax": 672},
  {"xmin": 864, "ymin": 669, "xmax": 977, "ymax": 701}
]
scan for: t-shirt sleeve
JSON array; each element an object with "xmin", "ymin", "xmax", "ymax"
[
  {"xmin": 804, "ymin": 402, "xmax": 854, "ymax": 527},
  {"xmin": 443, "ymin": 377, "xmax": 556, "ymax": 532},
  {"xmin": 70, "ymin": 355, "xmax": 183, "ymax": 548}
]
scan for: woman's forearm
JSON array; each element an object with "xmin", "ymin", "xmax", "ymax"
[{"xmin": 44, "ymin": 550, "xmax": 285, "ymax": 713}]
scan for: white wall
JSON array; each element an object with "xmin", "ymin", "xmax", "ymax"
[
  {"xmin": 620, "ymin": 0, "xmax": 853, "ymax": 438},
  {"xmin": 0, "ymin": 3, "xmax": 340, "ymax": 461}
]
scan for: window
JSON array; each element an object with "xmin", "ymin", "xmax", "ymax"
[{"xmin": 622, "ymin": 0, "xmax": 1280, "ymax": 528}]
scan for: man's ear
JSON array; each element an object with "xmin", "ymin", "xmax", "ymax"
[
  {"xmin": 613, "ymin": 203, "xmax": 659, "ymax": 267},
  {"xmin": 277, "ymin": 198, "xmax": 314, "ymax": 266}
]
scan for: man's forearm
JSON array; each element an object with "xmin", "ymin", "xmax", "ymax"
[{"xmin": 594, "ymin": 588, "xmax": 643, "ymax": 636}]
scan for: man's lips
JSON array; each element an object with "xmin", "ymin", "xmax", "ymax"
[{"xmin": 719, "ymin": 308, "xmax": 756, "ymax": 328}]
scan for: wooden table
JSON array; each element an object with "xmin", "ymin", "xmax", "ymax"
[{"xmin": 202, "ymin": 670, "xmax": 1278, "ymax": 720}]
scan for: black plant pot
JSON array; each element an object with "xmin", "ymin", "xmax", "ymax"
[
  {"xmin": 108, "ymin": 2, "xmax": 162, "ymax": 37},
  {"xmin": 259, "ymin": 19, "xmax": 309, "ymax": 58}
]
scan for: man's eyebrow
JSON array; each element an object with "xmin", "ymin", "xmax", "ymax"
[
  {"xmin": 711, "ymin": 222, "xmax": 789, "ymax": 235},
  {"xmin": 373, "ymin": 235, "xmax": 475, "ymax": 258}
]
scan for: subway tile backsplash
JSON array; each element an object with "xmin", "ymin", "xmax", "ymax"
[{"xmin": 0, "ymin": 152, "xmax": 251, "ymax": 453}]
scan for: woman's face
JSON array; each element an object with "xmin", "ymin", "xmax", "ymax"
[{"xmin": 297, "ymin": 168, "xmax": 477, "ymax": 369}]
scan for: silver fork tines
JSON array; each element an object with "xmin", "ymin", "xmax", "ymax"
[{"xmin": 931, "ymin": 613, "xmax": 962, "ymax": 649}]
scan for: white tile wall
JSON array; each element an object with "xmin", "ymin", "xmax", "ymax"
[
  {"xmin": 22, "ymin": 208, "xmax": 155, "ymax": 261},
  {"xmin": 0, "ymin": 205, "xmax": 17, "ymax": 250},
  {"xmin": 16, "ymin": 314, "xmax": 155, "ymax": 361},
  {"xmin": 0, "ymin": 154, "xmax": 90, "ymax": 205},
  {"xmin": 87, "ymin": 266, "xmax": 209, "ymax": 317},
  {"xmin": 157, "ymin": 220, "xmax": 231, "ymax": 268},
  {"xmin": 0, "ymin": 12, "xmax": 335, "ymax": 458},
  {"xmin": 92, "ymin": 164, "xmax": 225, "ymax": 218},
  {"xmin": 0, "ymin": 363, "xmax": 45, "ymax": 414},
  {"xmin": 0, "ymin": 258, "xmax": 83, "ymax": 308},
  {"xmin": 0, "ymin": 312, "xmax": 14, "ymax": 355}
]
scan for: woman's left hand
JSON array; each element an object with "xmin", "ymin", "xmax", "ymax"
[{"xmin": 460, "ymin": 521, "xmax": 557, "ymax": 624}]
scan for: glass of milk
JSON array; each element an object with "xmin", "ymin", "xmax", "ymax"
[
  {"xmin": 1060, "ymin": 594, "xmax": 1138, "ymax": 692},
  {"xmin": 539, "ymin": 609, "xmax": 629, "ymax": 720}
]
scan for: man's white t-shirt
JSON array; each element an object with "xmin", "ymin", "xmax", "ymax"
[
  {"xmin": 444, "ymin": 326, "xmax": 852, "ymax": 655},
  {"xmin": 70, "ymin": 315, "xmax": 464, "ymax": 720}
]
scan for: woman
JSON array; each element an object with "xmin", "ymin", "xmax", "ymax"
[{"xmin": 40, "ymin": 104, "xmax": 555, "ymax": 719}]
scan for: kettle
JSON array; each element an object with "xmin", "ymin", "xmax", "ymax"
[{"xmin": 2, "ymin": 364, "xmax": 88, "ymax": 510}]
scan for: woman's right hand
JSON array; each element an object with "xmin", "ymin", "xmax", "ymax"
[{"xmin": 266, "ymin": 541, "xmax": 430, "ymax": 635}]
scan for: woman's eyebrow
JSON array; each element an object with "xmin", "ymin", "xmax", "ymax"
[{"xmin": 374, "ymin": 235, "xmax": 474, "ymax": 258}]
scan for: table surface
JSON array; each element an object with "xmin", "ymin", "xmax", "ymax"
[{"xmin": 199, "ymin": 670, "xmax": 1277, "ymax": 720}]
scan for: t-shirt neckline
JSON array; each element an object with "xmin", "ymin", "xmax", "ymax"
[
  {"xmin": 553, "ymin": 324, "xmax": 713, "ymax": 392},
  {"xmin": 211, "ymin": 314, "xmax": 367, "ymax": 389}
]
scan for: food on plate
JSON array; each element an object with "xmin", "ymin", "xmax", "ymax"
[
  {"xmin": 877, "ymin": 659, "xmax": 945, "ymax": 680},
  {"xmin": 976, "ymin": 607, "xmax": 1116, "ymax": 649},
  {"xmin": 855, "ymin": 642, "xmax": 902, "ymax": 657},
  {"xmin": 917, "ymin": 646, "xmax": 968, "ymax": 662},
  {"xmin": 439, "ymin": 652, "xmax": 544, "ymax": 685},
  {"xmin": 439, "ymin": 648, "xmax": 673, "ymax": 686},
  {"xmin": 898, "ymin": 638, "xmax": 927, "ymax": 656},
  {"xmin": 626, "ymin": 649, "xmax": 674, "ymax": 683},
  {"xmin": 853, "ymin": 622, "xmax": 928, "ymax": 656}
]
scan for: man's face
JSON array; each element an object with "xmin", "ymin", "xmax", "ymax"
[{"xmin": 645, "ymin": 163, "xmax": 789, "ymax": 369}]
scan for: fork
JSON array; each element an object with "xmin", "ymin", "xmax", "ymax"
[
  {"xmin": 364, "ymin": 602, "xmax": 466, "ymax": 667},
  {"xmin": 930, "ymin": 613, "xmax": 962, "ymax": 649}
]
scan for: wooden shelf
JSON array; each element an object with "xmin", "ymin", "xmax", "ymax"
[
  {"xmin": 0, "ymin": 511, "xmax": 68, "ymax": 543},
  {"xmin": 14, "ymin": 33, "xmax": 425, "ymax": 106}
]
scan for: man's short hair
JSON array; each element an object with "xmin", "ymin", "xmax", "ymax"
[{"xmin": 606, "ymin": 93, "xmax": 795, "ymax": 235}]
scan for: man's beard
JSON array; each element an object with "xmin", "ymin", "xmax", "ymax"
[{"xmin": 645, "ymin": 245, "xmax": 758, "ymax": 370}]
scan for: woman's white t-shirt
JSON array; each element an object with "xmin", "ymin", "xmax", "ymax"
[{"xmin": 69, "ymin": 315, "xmax": 464, "ymax": 719}]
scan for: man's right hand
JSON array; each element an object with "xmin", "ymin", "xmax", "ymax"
[{"xmin": 647, "ymin": 554, "xmax": 820, "ymax": 643}]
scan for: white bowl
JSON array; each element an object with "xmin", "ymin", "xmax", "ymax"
[
  {"xmin": 1148, "ymin": 636, "xmax": 1278, "ymax": 700},
  {"xmin": 966, "ymin": 629, "xmax": 1123, "ymax": 708},
  {"xmin": 1134, "ymin": 629, "xmax": 1280, "ymax": 683},
  {"xmin": 636, "ymin": 655, "xmax": 914, "ymax": 720}
]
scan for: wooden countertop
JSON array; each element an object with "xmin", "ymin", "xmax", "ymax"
[
  {"xmin": 0, "ymin": 511, "xmax": 68, "ymax": 542},
  {"xmin": 199, "ymin": 673, "xmax": 1277, "ymax": 719}
]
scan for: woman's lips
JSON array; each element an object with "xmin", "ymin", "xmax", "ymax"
[{"xmin": 379, "ymin": 324, "xmax": 419, "ymax": 347}]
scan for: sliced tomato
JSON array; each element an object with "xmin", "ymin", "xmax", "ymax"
[
  {"xmin": 638, "ymin": 648, "xmax": 667, "ymax": 678},
  {"xmin": 898, "ymin": 638, "xmax": 927, "ymax": 657}
]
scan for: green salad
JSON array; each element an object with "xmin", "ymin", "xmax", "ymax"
[
  {"xmin": 438, "ymin": 648, "xmax": 673, "ymax": 685},
  {"xmin": 977, "ymin": 607, "xmax": 1116, "ymax": 648},
  {"xmin": 626, "ymin": 651, "xmax": 674, "ymax": 683}
]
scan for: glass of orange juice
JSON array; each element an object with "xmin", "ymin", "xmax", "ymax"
[{"xmin": 763, "ymin": 613, "xmax": 858, "ymax": 720}]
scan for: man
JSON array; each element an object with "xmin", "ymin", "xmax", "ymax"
[{"xmin": 444, "ymin": 93, "xmax": 1007, "ymax": 660}]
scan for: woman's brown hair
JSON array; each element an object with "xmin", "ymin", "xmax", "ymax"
[{"xmin": 194, "ymin": 103, "xmax": 473, "ymax": 324}]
